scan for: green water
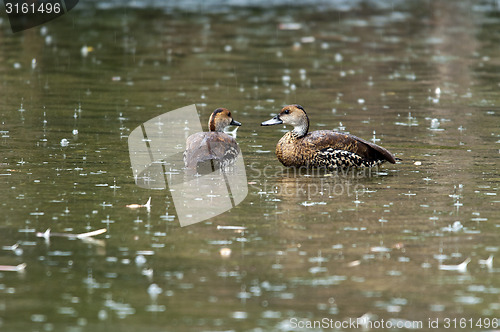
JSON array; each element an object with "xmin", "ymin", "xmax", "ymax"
[{"xmin": 1, "ymin": 1, "xmax": 499, "ymax": 331}]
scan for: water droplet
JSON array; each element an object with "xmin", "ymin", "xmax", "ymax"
[
  {"xmin": 231, "ymin": 311, "xmax": 248, "ymax": 319},
  {"xmin": 147, "ymin": 283, "xmax": 162, "ymax": 300},
  {"xmin": 135, "ymin": 255, "xmax": 146, "ymax": 266}
]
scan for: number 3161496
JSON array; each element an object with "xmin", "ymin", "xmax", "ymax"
[{"xmin": 5, "ymin": 2, "xmax": 61, "ymax": 14}]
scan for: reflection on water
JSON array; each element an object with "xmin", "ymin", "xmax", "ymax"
[{"xmin": 1, "ymin": 0, "xmax": 500, "ymax": 331}]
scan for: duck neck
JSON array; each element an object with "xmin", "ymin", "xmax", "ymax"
[
  {"xmin": 208, "ymin": 117, "xmax": 221, "ymax": 132},
  {"xmin": 291, "ymin": 118, "xmax": 309, "ymax": 138}
]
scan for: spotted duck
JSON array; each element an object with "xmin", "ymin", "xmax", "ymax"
[
  {"xmin": 184, "ymin": 108, "xmax": 242, "ymax": 170},
  {"xmin": 261, "ymin": 104, "xmax": 396, "ymax": 169}
]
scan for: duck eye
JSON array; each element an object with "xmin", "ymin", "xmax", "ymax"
[
  {"xmin": 284, "ymin": 109, "xmax": 290, "ymax": 114},
  {"xmin": 227, "ymin": 112, "xmax": 231, "ymax": 117}
]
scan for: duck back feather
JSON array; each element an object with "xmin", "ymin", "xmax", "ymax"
[{"xmin": 184, "ymin": 132, "xmax": 240, "ymax": 169}]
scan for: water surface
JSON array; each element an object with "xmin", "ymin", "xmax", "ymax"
[{"xmin": 1, "ymin": 1, "xmax": 499, "ymax": 331}]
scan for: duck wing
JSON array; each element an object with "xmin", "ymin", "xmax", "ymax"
[
  {"xmin": 184, "ymin": 132, "xmax": 240, "ymax": 168},
  {"xmin": 304, "ymin": 130, "xmax": 396, "ymax": 164}
]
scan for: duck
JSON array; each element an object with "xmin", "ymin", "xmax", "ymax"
[
  {"xmin": 184, "ymin": 108, "xmax": 242, "ymax": 170},
  {"xmin": 261, "ymin": 104, "xmax": 396, "ymax": 169}
]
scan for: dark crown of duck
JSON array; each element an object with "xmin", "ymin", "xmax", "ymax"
[{"xmin": 209, "ymin": 108, "xmax": 241, "ymax": 132}]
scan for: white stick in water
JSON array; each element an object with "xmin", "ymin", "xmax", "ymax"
[
  {"xmin": 0, "ymin": 263, "xmax": 26, "ymax": 272},
  {"xmin": 439, "ymin": 257, "xmax": 471, "ymax": 272},
  {"xmin": 76, "ymin": 228, "xmax": 107, "ymax": 239},
  {"xmin": 36, "ymin": 228, "xmax": 107, "ymax": 239},
  {"xmin": 126, "ymin": 197, "xmax": 151, "ymax": 211}
]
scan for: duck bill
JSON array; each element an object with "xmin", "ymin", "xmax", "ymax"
[
  {"xmin": 230, "ymin": 119, "xmax": 242, "ymax": 126},
  {"xmin": 261, "ymin": 116, "xmax": 283, "ymax": 126}
]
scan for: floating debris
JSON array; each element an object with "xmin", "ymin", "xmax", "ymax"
[
  {"xmin": 442, "ymin": 221, "xmax": 463, "ymax": 232},
  {"xmin": 439, "ymin": 258, "xmax": 471, "ymax": 272},
  {"xmin": 357, "ymin": 313, "xmax": 376, "ymax": 328},
  {"xmin": 347, "ymin": 260, "xmax": 361, "ymax": 267},
  {"xmin": 309, "ymin": 266, "xmax": 327, "ymax": 274},
  {"xmin": 455, "ymin": 295, "xmax": 482, "ymax": 305},
  {"xmin": 126, "ymin": 197, "xmax": 151, "ymax": 210},
  {"xmin": 300, "ymin": 36, "xmax": 315, "ymax": 43},
  {"xmin": 136, "ymin": 250, "xmax": 155, "ymax": 256},
  {"xmin": 278, "ymin": 23, "xmax": 302, "ymax": 30},
  {"xmin": 2, "ymin": 242, "xmax": 20, "ymax": 251},
  {"xmin": 217, "ymin": 225, "xmax": 246, "ymax": 231},
  {"xmin": 414, "ymin": 161, "xmax": 422, "ymax": 166},
  {"xmin": 301, "ymin": 201, "xmax": 327, "ymax": 207},
  {"xmin": 479, "ymin": 255, "xmax": 493, "ymax": 269},
  {"xmin": 427, "ymin": 117, "xmax": 445, "ymax": 131},
  {"xmin": 81, "ymin": 45, "xmax": 94, "ymax": 57},
  {"xmin": 370, "ymin": 246, "xmax": 391, "ymax": 253},
  {"xmin": 231, "ymin": 311, "xmax": 248, "ymax": 319},
  {"xmin": 142, "ymin": 268, "xmax": 153, "ymax": 279},
  {"xmin": 2, "ymin": 242, "xmax": 23, "ymax": 256},
  {"xmin": 392, "ymin": 242, "xmax": 405, "ymax": 250},
  {"xmin": 0, "ymin": 263, "xmax": 26, "ymax": 272},
  {"xmin": 219, "ymin": 248, "xmax": 232, "ymax": 258},
  {"xmin": 60, "ymin": 138, "xmax": 69, "ymax": 147},
  {"xmin": 36, "ymin": 228, "xmax": 107, "ymax": 240}
]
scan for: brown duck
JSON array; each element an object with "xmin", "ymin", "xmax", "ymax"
[
  {"xmin": 261, "ymin": 104, "xmax": 396, "ymax": 169},
  {"xmin": 184, "ymin": 108, "xmax": 241, "ymax": 170}
]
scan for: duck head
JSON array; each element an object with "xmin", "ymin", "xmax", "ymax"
[
  {"xmin": 261, "ymin": 104, "xmax": 309, "ymax": 137},
  {"xmin": 209, "ymin": 108, "xmax": 242, "ymax": 132}
]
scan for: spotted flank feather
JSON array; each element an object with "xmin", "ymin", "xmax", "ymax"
[{"xmin": 313, "ymin": 148, "xmax": 383, "ymax": 169}]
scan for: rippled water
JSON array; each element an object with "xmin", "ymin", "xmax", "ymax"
[{"xmin": 1, "ymin": 1, "xmax": 499, "ymax": 331}]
